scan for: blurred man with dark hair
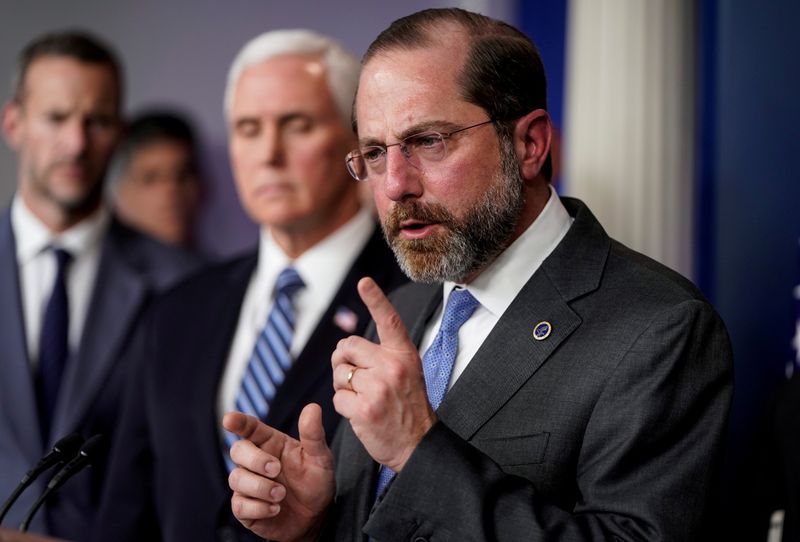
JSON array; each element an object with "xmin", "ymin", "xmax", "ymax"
[
  {"xmin": 108, "ymin": 110, "xmax": 204, "ymax": 250},
  {"xmin": 0, "ymin": 31, "xmax": 199, "ymax": 539},
  {"xmin": 225, "ymin": 9, "xmax": 733, "ymax": 542}
]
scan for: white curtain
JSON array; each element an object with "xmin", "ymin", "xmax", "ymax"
[{"xmin": 563, "ymin": 0, "xmax": 696, "ymax": 277}]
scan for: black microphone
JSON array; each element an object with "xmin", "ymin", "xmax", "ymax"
[
  {"xmin": 0, "ymin": 433, "xmax": 84, "ymax": 525},
  {"xmin": 19, "ymin": 434, "xmax": 103, "ymax": 532}
]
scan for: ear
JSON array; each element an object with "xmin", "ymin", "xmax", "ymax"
[
  {"xmin": 513, "ymin": 109, "xmax": 552, "ymax": 181},
  {"xmin": 1, "ymin": 101, "xmax": 23, "ymax": 151}
]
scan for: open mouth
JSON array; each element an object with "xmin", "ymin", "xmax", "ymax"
[
  {"xmin": 401, "ymin": 219, "xmax": 429, "ymax": 230},
  {"xmin": 399, "ymin": 219, "xmax": 439, "ymax": 239}
]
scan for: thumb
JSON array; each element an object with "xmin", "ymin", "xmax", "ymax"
[{"xmin": 298, "ymin": 403, "xmax": 329, "ymax": 459}]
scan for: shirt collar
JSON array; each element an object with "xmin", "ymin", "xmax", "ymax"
[
  {"xmin": 256, "ymin": 206, "xmax": 374, "ymax": 295},
  {"xmin": 444, "ymin": 186, "xmax": 573, "ymax": 316},
  {"xmin": 11, "ymin": 193, "xmax": 110, "ymax": 263}
]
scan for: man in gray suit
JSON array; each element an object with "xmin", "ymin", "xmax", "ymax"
[
  {"xmin": 0, "ymin": 31, "xmax": 198, "ymax": 539},
  {"xmin": 224, "ymin": 8, "xmax": 734, "ymax": 541}
]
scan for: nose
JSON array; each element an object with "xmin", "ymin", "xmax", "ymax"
[
  {"xmin": 62, "ymin": 119, "xmax": 88, "ymax": 156},
  {"xmin": 261, "ymin": 124, "xmax": 284, "ymax": 166},
  {"xmin": 382, "ymin": 145, "xmax": 422, "ymax": 202}
]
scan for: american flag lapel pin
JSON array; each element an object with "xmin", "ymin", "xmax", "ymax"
[{"xmin": 333, "ymin": 306, "xmax": 359, "ymax": 333}]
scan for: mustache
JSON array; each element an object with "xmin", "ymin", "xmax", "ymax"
[{"xmin": 382, "ymin": 200, "xmax": 459, "ymax": 238}]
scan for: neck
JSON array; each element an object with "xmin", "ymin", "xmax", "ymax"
[
  {"xmin": 270, "ymin": 197, "xmax": 361, "ymax": 259},
  {"xmin": 19, "ymin": 188, "xmax": 101, "ymax": 234},
  {"xmin": 459, "ymin": 180, "xmax": 551, "ymax": 285}
]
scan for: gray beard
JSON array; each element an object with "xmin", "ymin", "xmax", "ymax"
[{"xmin": 382, "ymin": 138, "xmax": 524, "ymax": 283}]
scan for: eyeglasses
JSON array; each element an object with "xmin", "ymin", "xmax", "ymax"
[{"xmin": 345, "ymin": 119, "xmax": 495, "ymax": 182}]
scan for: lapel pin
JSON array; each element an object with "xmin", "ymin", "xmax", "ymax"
[
  {"xmin": 532, "ymin": 321, "xmax": 552, "ymax": 341},
  {"xmin": 333, "ymin": 306, "xmax": 359, "ymax": 333}
]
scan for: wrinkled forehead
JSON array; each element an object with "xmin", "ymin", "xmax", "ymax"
[{"xmin": 355, "ymin": 41, "xmax": 475, "ymax": 140}]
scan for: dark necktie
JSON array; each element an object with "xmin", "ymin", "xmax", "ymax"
[{"xmin": 36, "ymin": 247, "xmax": 72, "ymax": 440}]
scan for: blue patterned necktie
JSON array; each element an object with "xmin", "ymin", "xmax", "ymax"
[
  {"xmin": 374, "ymin": 288, "xmax": 480, "ymax": 498},
  {"xmin": 225, "ymin": 267, "xmax": 305, "ymax": 470},
  {"xmin": 36, "ymin": 247, "xmax": 72, "ymax": 441}
]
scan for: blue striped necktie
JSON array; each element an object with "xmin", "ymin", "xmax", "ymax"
[
  {"xmin": 374, "ymin": 288, "xmax": 480, "ymax": 498},
  {"xmin": 37, "ymin": 247, "xmax": 72, "ymax": 441},
  {"xmin": 225, "ymin": 267, "xmax": 305, "ymax": 470}
]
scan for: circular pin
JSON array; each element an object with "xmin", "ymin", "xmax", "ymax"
[{"xmin": 532, "ymin": 321, "xmax": 552, "ymax": 341}]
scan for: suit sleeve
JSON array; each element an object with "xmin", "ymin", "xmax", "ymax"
[{"xmin": 363, "ymin": 299, "xmax": 733, "ymax": 542}]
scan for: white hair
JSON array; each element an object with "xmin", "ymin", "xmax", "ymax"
[{"xmin": 224, "ymin": 29, "xmax": 360, "ymax": 127}]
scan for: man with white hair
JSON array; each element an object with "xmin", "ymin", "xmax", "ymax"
[{"xmin": 92, "ymin": 30, "xmax": 406, "ymax": 542}]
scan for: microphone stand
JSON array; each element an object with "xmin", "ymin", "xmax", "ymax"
[
  {"xmin": 0, "ymin": 434, "xmax": 83, "ymax": 526},
  {"xmin": 19, "ymin": 435, "xmax": 102, "ymax": 533}
]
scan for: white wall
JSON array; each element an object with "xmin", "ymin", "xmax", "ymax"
[{"xmin": 0, "ymin": 0, "xmax": 514, "ymax": 257}]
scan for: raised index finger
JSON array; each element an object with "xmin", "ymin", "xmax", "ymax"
[{"xmin": 357, "ymin": 276, "xmax": 411, "ymax": 350}]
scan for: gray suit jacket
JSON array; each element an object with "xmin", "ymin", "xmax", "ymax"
[
  {"xmin": 0, "ymin": 209, "xmax": 201, "ymax": 539},
  {"xmin": 324, "ymin": 197, "xmax": 733, "ymax": 542}
]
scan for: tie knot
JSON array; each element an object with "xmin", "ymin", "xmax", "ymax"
[
  {"xmin": 275, "ymin": 267, "xmax": 304, "ymax": 298},
  {"xmin": 52, "ymin": 247, "xmax": 72, "ymax": 271},
  {"xmin": 440, "ymin": 288, "xmax": 479, "ymax": 335}
]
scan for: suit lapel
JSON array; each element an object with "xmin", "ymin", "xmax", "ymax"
[
  {"xmin": 438, "ymin": 272, "xmax": 581, "ymax": 438},
  {"xmin": 200, "ymin": 256, "xmax": 258, "ymax": 481},
  {"xmin": 51, "ymin": 230, "xmax": 147, "ymax": 442},
  {"xmin": 0, "ymin": 212, "xmax": 43, "ymax": 456},
  {"xmin": 439, "ymin": 198, "xmax": 610, "ymax": 441}
]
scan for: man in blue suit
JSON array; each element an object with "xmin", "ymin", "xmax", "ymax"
[
  {"xmin": 93, "ymin": 30, "xmax": 407, "ymax": 542},
  {"xmin": 0, "ymin": 31, "xmax": 200, "ymax": 539}
]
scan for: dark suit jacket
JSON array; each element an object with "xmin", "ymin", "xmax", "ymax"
[
  {"xmin": 93, "ymin": 224, "xmax": 407, "ymax": 542},
  {"xmin": 323, "ymin": 197, "xmax": 734, "ymax": 542},
  {"xmin": 0, "ymin": 210, "xmax": 201, "ymax": 540}
]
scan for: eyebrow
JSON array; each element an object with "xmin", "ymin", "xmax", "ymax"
[
  {"xmin": 358, "ymin": 119, "xmax": 464, "ymax": 148},
  {"xmin": 232, "ymin": 111, "xmax": 316, "ymax": 128}
]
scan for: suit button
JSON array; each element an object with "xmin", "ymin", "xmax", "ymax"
[{"xmin": 413, "ymin": 538, "xmax": 428, "ymax": 542}]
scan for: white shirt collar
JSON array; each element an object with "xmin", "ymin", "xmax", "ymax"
[
  {"xmin": 11, "ymin": 193, "xmax": 110, "ymax": 263},
  {"xmin": 442, "ymin": 186, "xmax": 573, "ymax": 316},
  {"xmin": 255, "ymin": 206, "xmax": 375, "ymax": 295}
]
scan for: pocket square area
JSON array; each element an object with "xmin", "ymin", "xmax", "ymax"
[{"xmin": 473, "ymin": 432, "xmax": 550, "ymax": 466}]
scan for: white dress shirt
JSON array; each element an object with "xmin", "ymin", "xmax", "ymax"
[
  {"xmin": 218, "ymin": 207, "xmax": 375, "ymax": 418},
  {"xmin": 418, "ymin": 187, "xmax": 574, "ymax": 388},
  {"xmin": 11, "ymin": 194, "xmax": 108, "ymax": 369}
]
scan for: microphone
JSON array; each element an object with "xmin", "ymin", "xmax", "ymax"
[
  {"xmin": 19, "ymin": 434, "xmax": 103, "ymax": 532},
  {"xmin": 0, "ymin": 433, "xmax": 84, "ymax": 525}
]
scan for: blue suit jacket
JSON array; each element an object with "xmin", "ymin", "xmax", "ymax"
[
  {"xmin": 93, "ymin": 224, "xmax": 408, "ymax": 542},
  {"xmin": 0, "ymin": 210, "xmax": 201, "ymax": 539}
]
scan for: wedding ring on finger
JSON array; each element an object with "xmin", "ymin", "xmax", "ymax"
[{"xmin": 346, "ymin": 366, "xmax": 359, "ymax": 391}]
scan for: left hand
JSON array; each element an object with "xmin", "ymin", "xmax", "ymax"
[
  {"xmin": 331, "ymin": 277, "xmax": 436, "ymax": 472},
  {"xmin": 224, "ymin": 405, "xmax": 335, "ymax": 542}
]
